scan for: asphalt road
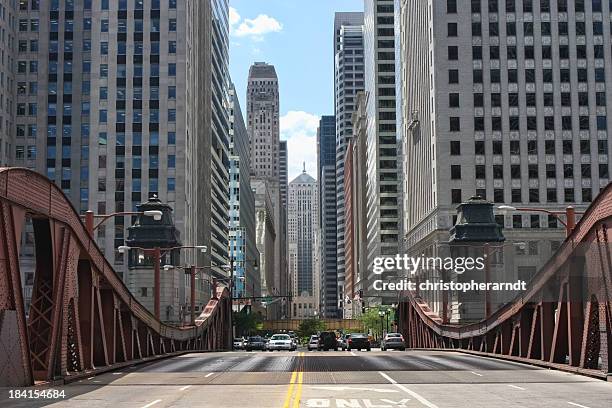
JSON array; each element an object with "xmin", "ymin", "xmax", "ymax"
[{"xmin": 2, "ymin": 349, "xmax": 612, "ymax": 408}]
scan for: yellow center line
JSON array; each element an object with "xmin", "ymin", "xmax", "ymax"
[
  {"xmin": 282, "ymin": 352, "xmax": 305, "ymax": 408},
  {"xmin": 282, "ymin": 371, "xmax": 298, "ymax": 408},
  {"xmin": 292, "ymin": 371, "xmax": 304, "ymax": 408}
]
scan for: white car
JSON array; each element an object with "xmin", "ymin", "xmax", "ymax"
[
  {"xmin": 307, "ymin": 335, "xmax": 318, "ymax": 350},
  {"xmin": 267, "ymin": 334, "xmax": 296, "ymax": 351},
  {"xmin": 233, "ymin": 338, "xmax": 244, "ymax": 350}
]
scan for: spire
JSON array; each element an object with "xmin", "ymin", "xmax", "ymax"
[{"xmin": 303, "ymin": 162, "xmax": 306, "ymax": 173}]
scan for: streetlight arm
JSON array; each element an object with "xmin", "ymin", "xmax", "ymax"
[
  {"xmin": 85, "ymin": 210, "xmax": 163, "ymax": 233},
  {"xmin": 512, "ymin": 208, "xmax": 569, "ymax": 227}
]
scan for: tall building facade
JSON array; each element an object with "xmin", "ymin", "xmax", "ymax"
[
  {"xmin": 288, "ymin": 169, "xmax": 319, "ymax": 318},
  {"xmin": 229, "ymin": 83, "xmax": 258, "ymax": 299},
  {"xmin": 398, "ymin": 0, "xmax": 607, "ymax": 317},
  {"xmin": 208, "ymin": 0, "xmax": 231, "ymax": 278},
  {"xmin": 247, "ymin": 62, "xmax": 286, "ymax": 319},
  {"xmin": 15, "ymin": 0, "xmax": 224, "ymax": 319},
  {"xmin": 333, "ymin": 12, "xmax": 364, "ymax": 317},
  {"xmin": 248, "ymin": 62, "xmax": 280, "ymax": 182},
  {"xmin": 349, "ymin": 92, "xmax": 369, "ymax": 313},
  {"xmin": 364, "ymin": 0, "xmax": 400, "ymax": 290},
  {"xmin": 316, "ymin": 115, "xmax": 338, "ymax": 317},
  {"xmin": 0, "ymin": 0, "xmax": 14, "ymax": 168}
]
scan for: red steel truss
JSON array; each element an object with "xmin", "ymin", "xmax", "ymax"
[
  {"xmin": 398, "ymin": 183, "xmax": 612, "ymax": 379},
  {"xmin": 0, "ymin": 168, "xmax": 232, "ymax": 387}
]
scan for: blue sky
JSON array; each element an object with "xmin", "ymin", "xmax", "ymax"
[{"xmin": 229, "ymin": 0, "xmax": 363, "ymax": 180}]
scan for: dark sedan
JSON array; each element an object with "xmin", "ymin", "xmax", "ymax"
[
  {"xmin": 346, "ymin": 333, "xmax": 371, "ymax": 351},
  {"xmin": 245, "ymin": 336, "xmax": 266, "ymax": 351}
]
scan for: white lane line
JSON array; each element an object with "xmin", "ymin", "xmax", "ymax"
[
  {"xmin": 568, "ymin": 403, "xmax": 591, "ymax": 408},
  {"xmin": 507, "ymin": 385, "xmax": 525, "ymax": 390},
  {"xmin": 205, "ymin": 372, "xmax": 214, "ymax": 378},
  {"xmin": 141, "ymin": 400, "xmax": 162, "ymax": 408},
  {"xmin": 179, "ymin": 385, "xmax": 191, "ymax": 391},
  {"xmin": 350, "ymin": 351, "xmax": 357, "ymax": 356},
  {"xmin": 378, "ymin": 372, "xmax": 439, "ymax": 408},
  {"xmin": 470, "ymin": 371, "xmax": 483, "ymax": 377},
  {"xmin": 87, "ymin": 376, "xmax": 94, "ymax": 380}
]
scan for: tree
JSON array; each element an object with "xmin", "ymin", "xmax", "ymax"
[
  {"xmin": 297, "ymin": 318, "xmax": 326, "ymax": 342},
  {"xmin": 233, "ymin": 310, "xmax": 262, "ymax": 336},
  {"xmin": 359, "ymin": 307, "xmax": 384, "ymax": 339}
]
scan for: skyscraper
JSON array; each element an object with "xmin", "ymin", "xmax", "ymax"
[
  {"xmin": 316, "ymin": 115, "xmax": 338, "ymax": 317},
  {"xmin": 363, "ymin": 0, "xmax": 400, "ymax": 289},
  {"xmin": 398, "ymin": 0, "xmax": 606, "ymax": 316},
  {"xmin": 247, "ymin": 62, "xmax": 286, "ymax": 319},
  {"xmin": 207, "ymin": 0, "xmax": 231, "ymax": 277},
  {"xmin": 247, "ymin": 62, "xmax": 280, "ymax": 182},
  {"xmin": 334, "ymin": 12, "xmax": 364, "ymax": 317},
  {"xmin": 288, "ymin": 168, "xmax": 318, "ymax": 318},
  {"xmin": 229, "ymin": 83, "xmax": 259, "ymax": 299}
]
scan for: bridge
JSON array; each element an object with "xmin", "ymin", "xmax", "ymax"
[
  {"xmin": 0, "ymin": 168, "xmax": 232, "ymax": 387},
  {"xmin": 0, "ymin": 168, "xmax": 611, "ymax": 407}
]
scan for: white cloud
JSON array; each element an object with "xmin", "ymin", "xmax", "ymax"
[
  {"xmin": 229, "ymin": 7, "xmax": 283, "ymax": 41},
  {"xmin": 229, "ymin": 7, "xmax": 241, "ymax": 27},
  {"xmin": 280, "ymin": 111, "xmax": 320, "ymax": 181}
]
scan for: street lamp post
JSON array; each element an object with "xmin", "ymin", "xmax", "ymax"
[
  {"xmin": 497, "ymin": 205, "xmax": 582, "ymax": 237},
  {"xmin": 385, "ymin": 309, "xmax": 390, "ymax": 333},
  {"xmin": 118, "ymin": 245, "xmax": 207, "ymax": 320},
  {"xmin": 378, "ymin": 310, "xmax": 385, "ymax": 339}
]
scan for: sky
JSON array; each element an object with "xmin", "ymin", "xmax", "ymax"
[{"xmin": 228, "ymin": 0, "xmax": 363, "ymax": 181}]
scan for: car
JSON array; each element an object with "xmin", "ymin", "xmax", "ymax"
[
  {"xmin": 307, "ymin": 335, "xmax": 319, "ymax": 350},
  {"xmin": 340, "ymin": 334, "xmax": 351, "ymax": 351},
  {"xmin": 267, "ymin": 334, "xmax": 295, "ymax": 351},
  {"xmin": 245, "ymin": 336, "xmax": 266, "ymax": 351},
  {"xmin": 346, "ymin": 333, "xmax": 371, "ymax": 351},
  {"xmin": 381, "ymin": 333, "xmax": 406, "ymax": 351},
  {"xmin": 317, "ymin": 331, "xmax": 338, "ymax": 351},
  {"xmin": 233, "ymin": 337, "xmax": 244, "ymax": 350},
  {"xmin": 288, "ymin": 333, "xmax": 298, "ymax": 349}
]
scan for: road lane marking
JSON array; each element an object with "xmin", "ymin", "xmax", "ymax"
[
  {"xmin": 350, "ymin": 351, "xmax": 357, "ymax": 356},
  {"xmin": 470, "ymin": 371, "xmax": 483, "ymax": 377},
  {"xmin": 292, "ymin": 371, "xmax": 304, "ymax": 408},
  {"xmin": 282, "ymin": 371, "xmax": 298, "ymax": 408},
  {"xmin": 141, "ymin": 400, "xmax": 162, "ymax": 408},
  {"xmin": 568, "ymin": 403, "xmax": 591, "ymax": 408},
  {"xmin": 507, "ymin": 385, "xmax": 525, "ymax": 390},
  {"xmin": 87, "ymin": 376, "xmax": 94, "ymax": 380},
  {"xmin": 205, "ymin": 372, "xmax": 214, "ymax": 378},
  {"xmin": 379, "ymin": 372, "xmax": 439, "ymax": 408},
  {"xmin": 179, "ymin": 385, "xmax": 191, "ymax": 391}
]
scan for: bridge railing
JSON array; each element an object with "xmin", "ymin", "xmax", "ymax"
[{"xmin": 0, "ymin": 168, "xmax": 232, "ymax": 386}]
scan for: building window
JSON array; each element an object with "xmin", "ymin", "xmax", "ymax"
[
  {"xmin": 450, "ymin": 141, "xmax": 460, "ymax": 155},
  {"xmin": 451, "ymin": 189, "xmax": 461, "ymax": 203},
  {"xmin": 451, "ymin": 165, "xmax": 461, "ymax": 179},
  {"xmin": 449, "ymin": 117, "xmax": 460, "ymax": 131}
]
